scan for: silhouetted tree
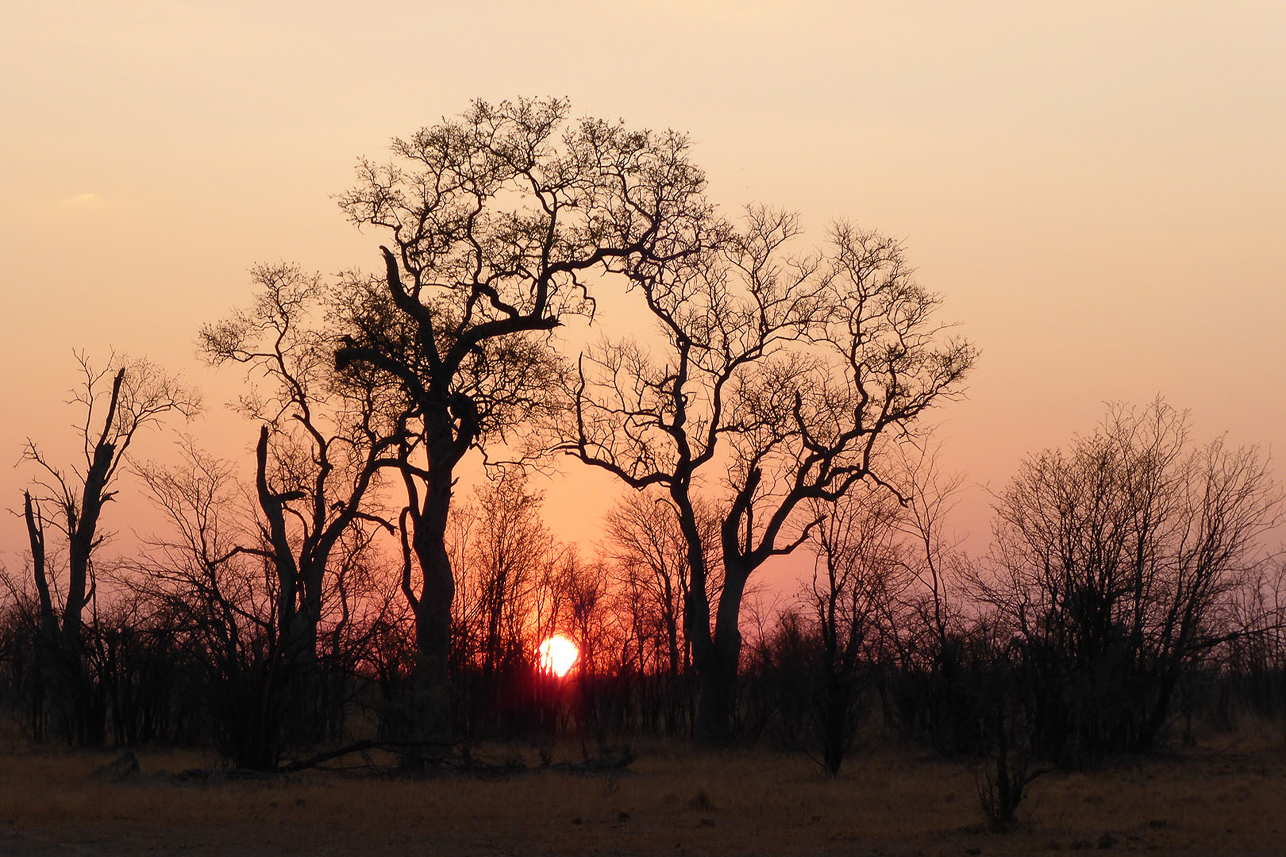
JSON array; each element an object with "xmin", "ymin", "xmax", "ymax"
[
  {"xmin": 804, "ymin": 484, "xmax": 905, "ymax": 775},
  {"xmin": 125, "ymin": 435, "xmax": 403, "ymax": 768},
  {"xmin": 871, "ymin": 443, "xmax": 984, "ymax": 755},
  {"xmin": 567, "ymin": 210, "xmax": 975, "ymax": 743},
  {"xmin": 446, "ymin": 472, "xmax": 569, "ymax": 734},
  {"xmin": 332, "ymin": 97, "xmax": 713, "ymax": 759},
  {"xmin": 1223, "ymin": 560, "xmax": 1286, "ymax": 719},
  {"xmin": 20, "ymin": 353, "xmax": 198, "ymax": 744},
  {"xmin": 469, "ymin": 473, "xmax": 554, "ymax": 680},
  {"xmin": 127, "ymin": 442, "xmax": 287, "ymax": 768},
  {"xmin": 971, "ymin": 399, "xmax": 1280, "ymax": 765},
  {"xmin": 201, "ymin": 263, "xmax": 400, "ymax": 738},
  {"xmin": 603, "ymin": 491, "xmax": 722, "ymax": 733}
]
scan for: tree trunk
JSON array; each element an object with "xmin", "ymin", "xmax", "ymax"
[
  {"xmin": 821, "ymin": 679, "xmax": 847, "ymax": 776},
  {"xmin": 407, "ymin": 465, "xmax": 456, "ymax": 765},
  {"xmin": 694, "ymin": 564, "xmax": 749, "ymax": 745},
  {"xmin": 25, "ymin": 494, "xmax": 63, "ymax": 743}
]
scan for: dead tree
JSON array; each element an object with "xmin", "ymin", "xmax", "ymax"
[{"xmin": 21, "ymin": 353, "xmax": 198, "ymax": 744}]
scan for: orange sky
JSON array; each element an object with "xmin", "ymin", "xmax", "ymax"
[{"xmin": 2, "ymin": 1, "xmax": 1284, "ymax": 579}]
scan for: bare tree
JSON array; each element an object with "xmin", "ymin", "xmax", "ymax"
[
  {"xmin": 128, "ymin": 442, "xmax": 283, "ymax": 768},
  {"xmin": 444, "ymin": 472, "xmax": 565, "ymax": 734},
  {"xmin": 603, "ymin": 491, "xmax": 722, "ymax": 733},
  {"xmin": 804, "ymin": 484, "xmax": 906, "ymax": 774},
  {"xmin": 875, "ymin": 441, "xmax": 983, "ymax": 754},
  {"xmin": 561, "ymin": 554, "xmax": 622, "ymax": 744},
  {"xmin": 971, "ymin": 399, "xmax": 1281, "ymax": 764},
  {"xmin": 332, "ymin": 97, "xmax": 713, "ymax": 757},
  {"xmin": 468, "ymin": 473, "xmax": 555, "ymax": 679},
  {"xmin": 200, "ymin": 264, "xmax": 399, "ymax": 735},
  {"xmin": 566, "ymin": 210, "xmax": 975, "ymax": 742},
  {"xmin": 1223, "ymin": 558, "xmax": 1286, "ymax": 720},
  {"xmin": 20, "ymin": 352, "xmax": 199, "ymax": 744}
]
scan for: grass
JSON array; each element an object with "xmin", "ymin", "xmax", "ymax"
[{"xmin": 2, "ymin": 733, "xmax": 1285, "ymax": 855}]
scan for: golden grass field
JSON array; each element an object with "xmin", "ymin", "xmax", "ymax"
[{"xmin": 2, "ymin": 726, "xmax": 1285, "ymax": 856}]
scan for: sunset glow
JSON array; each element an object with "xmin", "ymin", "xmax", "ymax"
[
  {"xmin": 2, "ymin": 4, "xmax": 1284, "ymax": 562},
  {"xmin": 1, "ymin": 7, "xmax": 1284, "ymax": 852},
  {"xmin": 538, "ymin": 635, "xmax": 579, "ymax": 678}
]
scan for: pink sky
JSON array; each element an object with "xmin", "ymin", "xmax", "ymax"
[{"xmin": 2, "ymin": 1, "xmax": 1283, "ymax": 580}]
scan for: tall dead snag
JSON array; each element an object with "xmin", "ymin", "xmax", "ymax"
[
  {"xmin": 333, "ymin": 98, "xmax": 712, "ymax": 759},
  {"xmin": 21, "ymin": 353, "xmax": 199, "ymax": 744},
  {"xmin": 567, "ymin": 211, "xmax": 975, "ymax": 743}
]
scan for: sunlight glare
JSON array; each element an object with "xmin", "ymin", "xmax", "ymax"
[{"xmin": 538, "ymin": 635, "xmax": 579, "ymax": 678}]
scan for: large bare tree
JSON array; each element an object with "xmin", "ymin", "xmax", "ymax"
[
  {"xmin": 331, "ymin": 98, "xmax": 713, "ymax": 755},
  {"xmin": 566, "ymin": 210, "xmax": 975, "ymax": 742}
]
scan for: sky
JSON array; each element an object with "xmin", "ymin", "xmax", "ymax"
[{"xmin": 2, "ymin": 1, "xmax": 1284, "ymax": 579}]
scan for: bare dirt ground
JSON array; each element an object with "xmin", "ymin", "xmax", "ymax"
[{"xmin": 2, "ymin": 737, "xmax": 1284, "ymax": 856}]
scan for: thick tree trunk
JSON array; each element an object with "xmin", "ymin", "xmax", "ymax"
[
  {"xmin": 694, "ymin": 648, "xmax": 737, "ymax": 744},
  {"xmin": 694, "ymin": 565, "xmax": 749, "ymax": 745},
  {"xmin": 409, "ymin": 478, "xmax": 455, "ymax": 763},
  {"xmin": 62, "ymin": 367, "xmax": 124, "ymax": 679},
  {"xmin": 821, "ymin": 684, "xmax": 847, "ymax": 776},
  {"xmin": 676, "ymin": 492, "xmax": 719, "ymax": 743},
  {"xmin": 399, "ymin": 407, "xmax": 462, "ymax": 765},
  {"xmin": 254, "ymin": 425, "xmax": 304, "ymax": 759}
]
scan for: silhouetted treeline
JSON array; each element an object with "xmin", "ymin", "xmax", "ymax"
[{"xmin": 3, "ymin": 403, "xmax": 1283, "ymax": 777}]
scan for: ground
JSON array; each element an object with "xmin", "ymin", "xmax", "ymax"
[{"xmin": 1, "ymin": 736, "xmax": 1284, "ymax": 856}]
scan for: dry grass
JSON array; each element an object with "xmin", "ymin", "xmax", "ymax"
[{"xmin": 2, "ymin": 735, "xmax": 1285, "ymax": 856}]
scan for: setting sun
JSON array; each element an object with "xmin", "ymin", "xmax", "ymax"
[{"xmin": 538, "ymin": 635, "xmax": 579, "ymax": 678}]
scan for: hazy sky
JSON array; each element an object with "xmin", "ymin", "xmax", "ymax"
[{"xmin": 2, "ymin": 1, "xmax": 1284, "ymax": 572}]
